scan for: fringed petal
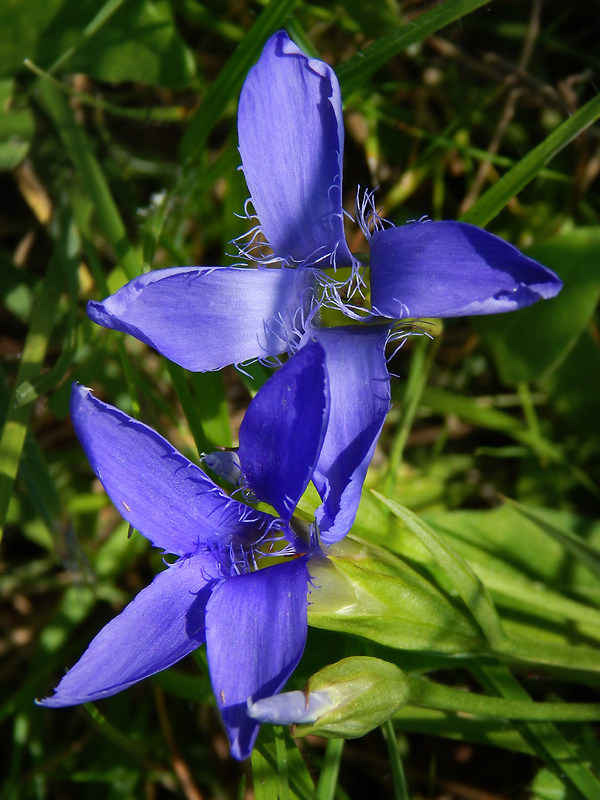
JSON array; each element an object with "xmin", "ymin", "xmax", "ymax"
[
  {"xmin": 309, "ymin": 325, "xmax": 391, "ymax": 544},
  {"xmin": 88, "ymin": 266, "xmax": 316, "ymax": 371},
  {"xmin": 70, "ymin": 385, "xmax": 275, "ymax": 556},
  {"xmin": 238, "ymin": 31, "xmax": 352, "ymax": 268},
  {"xmin": 370, "ymin": 221, "xmax": 563, "ymax": 319}
]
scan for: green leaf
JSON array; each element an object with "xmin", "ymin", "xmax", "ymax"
[
  {"xmin": 0, "ymin": 80, "xmax": 34, "ymax": 171},
  {"xmin": 0, "ymin": 0, "xmax": 61, "ymax": 78},
  {"xmin": 544, "ymin": 329, "xmax": 600, "ymax": 442},
  {"xmin": 315, "ymin": 738, "xmax": 344, "ymax": 800},
  {"xmin": 425, "ymin": 506, "xmax": 600, "ymax": 648},
  {"xmin": 500, "ymin": 497, "xmax": 600, "ymax": 583},
  {"xmin": 337, "ymin": 0, "xmax": 492, "ymax": 96},
  {"xmin": 253, "ymin": 728, "xmax": 314, "ymax": 800},
  {"xmin": 0, "ymin": 0, "xmax": 195, "ymax": 87},
  {"xmin": 38, "ymin": 79, "xmax": 140, "ymax": 281},
  {"xmin": 372, "ymin": 493, "xmax": 507, "ymax": 648},
  {"xmin": 475, "ymin": 228, "xmax": 600, "ymax": 384},
  {"xmin": 473, "ymin": 663, "xmax": 600, "ymax": 800},
  {"xmin": 419, "ymin": 385, "xmax": 561, "ymax": 460},
  {"xmin": 393, "ymin": 705, "xmax": 533, "ymax": 754},
  {"xmin": 0, "ymin": 210, "xmax": 73, "ymax": 539},
  {"xmin": 428, "ymin": 505, "xmax": 600, "ymax": 601},
  {"xmin": 382, "ymin": 719, "xmax": 410, "ymax": 800}
]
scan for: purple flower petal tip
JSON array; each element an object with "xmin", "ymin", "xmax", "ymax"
[
  {"xmin": 238, "ymin": 31, "xmax": 352, "ymax": 267},
  {"xmin": 37, "ymin": 557, "xmax": 213, "ymax": 708},
  {"xmin": 206, "ymin": 560, "xmax": 309, "ymax": 759},
  {"xmin": 370, "ymin": 220, "xmax": 563, "ymax": 319},
  {"xmin": 238, "ymin": 338, "xmax": 329, "ymax": 520}
]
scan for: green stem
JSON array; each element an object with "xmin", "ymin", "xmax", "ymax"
[
  {"xmin": 384, "ymin": 335, "xmax": 439, "ymax": 496},
  {"xmin": 517, "ymin": 382, "xmax": 540, "ymax": 439},
  {"xmin": 273, "ymin": 727, "xmax": 290, "ymax": 800},
  {"xmin": 316, "ymin": 738, "xmax": 345, "ymax": 800},
  {"xmin": 408, "ymin": 676, "xmax": 600, "ymax": 721},
  {"xmin": 472, "ymin": 663, "xmax": 600, "ymax": 800},
  {"xmin": 25, "ymin": 60, "xmax": 185, "ymax": 122},
  {"xmin": 382, "ymin": 719, "xmax": 409, "ymax": 800}
]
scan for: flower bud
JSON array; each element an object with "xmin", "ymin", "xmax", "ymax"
[
  {"xmin": 202, "ymin": 450, "xmax": 242, "ymax": 485},
  {"xmin": 248, "ymin": 656, "xmax": 410, "ymax": 739}
]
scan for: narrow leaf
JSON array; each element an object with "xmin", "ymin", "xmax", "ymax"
[
  {"xmin": 501, "ymin": 497, "xmax": 600, "ymax": 582},
  {"xmin": 315, "ymin": 738, "xmax": 344, "ymax": 800},
  {"xmin": 462, "ymin": 94, "xmax": 600, "ymax": 227},
  {"xmin": 337, "ymin": 0, "xmax": 491, "ymax": 95},
  {"xmin": 37, "ymin": 80, "xmax": 140, "ymax": 280},
  {"xmin": 372, "ymin": 493, "xmax": 507, "ymax": 648},
  {"xmin": 473, "ymin": 664, "xmax": 600, "ymax": 799},
  {"xmin": 180, "ymin": 0, "xmax": 299, "ymax": 160}
]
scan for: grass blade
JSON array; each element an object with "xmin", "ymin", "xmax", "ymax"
[
  {"xmin": 461, "ymin": 93, "xmax": 600, "ymax": 227},
  {"xmin": 372, "ymin": 493, "xmax": 507, "ymax": 648},
  {"xmin": 337, "ymin": 0, "xmax": 492, "ymax": 95},
  {"xmin": 0, "ymin": 210, "xmax": 72, "ymax": 539},
  {"xmin": 315, "ymin": 737, "xmax": 344, "ymax": 800},
  {"xmin": 179, "ymin": 0, "xmax": 299, "ymax": 160},
  {"xmin": 501, "ymin": 496, "xmax": 600, "ymax": 582},
  {"xmin": 382, "ymin": 719, "xmax": 409, "ymax": 800},
  {"xmin": 37, "ymin": 80, "xmax": 140, "ymax": 280},
  {"xmin": 473, "ymin": 663, "xmax": 600, "ymax": 800}
]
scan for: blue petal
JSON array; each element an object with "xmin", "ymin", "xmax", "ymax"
[
  {"xmin": 248, "ymin": 689, "xmax": 335, "ymax": 724},
  {"xmin": 203, "ymin": 450, "xmax": 242, "ymax": 486},
  {"xmin": 70, "ymin": 384, "xmax": 276, "ymax": 556},
  {"xmin": 205, "ymin": 559, "xmax": 309, "ymax": 760},
  {"xmin": 238, "ymin": 31, "xmax": 352, "ymax": 267},
  {"xmin": 309, "ymin": 326, "xmax": 391, "ymax": 544},
  {"xmin": 88, "ymin": 266, "xmax": 316, "ymax": 371},
  {"xmin": 238, "ymin": 339, "xmax": 329, "ymax": 521},
  {"xmin": 39, "ymin": 556, "xmax": 214, "ymax": 707},
  {"xmin": 370, "ymin": 221, "xmax": 563, "ymax": 319}
]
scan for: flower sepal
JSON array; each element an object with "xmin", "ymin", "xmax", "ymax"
[{"xmin": 308, "ymin": 536, "xmax": 485, "ymax": 654}]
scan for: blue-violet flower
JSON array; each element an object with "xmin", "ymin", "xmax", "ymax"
[
  {"xmin": 84, "ymin": 31, "xmax": 562, "ymax": 537},
  {"xmin": 40, "ymin": 340, "xmax": 340, "ymax": 760}
]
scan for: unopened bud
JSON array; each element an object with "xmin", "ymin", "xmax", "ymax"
[
  {"xmin": 202, "ymin": 450, "xmax": 242, "ymax": 485},
  {"xmin": 248, "ymin": 689, "xmax": 336, "ymax": 725},
  {"xmin": 248, "ymin": 656, "xmax": 410, "ymax": 739}
]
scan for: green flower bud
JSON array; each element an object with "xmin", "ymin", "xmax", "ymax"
[{"xmin": 248, "ymin": 657, "xmax": 410, "ymax": 739}]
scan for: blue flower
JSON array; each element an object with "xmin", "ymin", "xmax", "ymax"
[
  {"xmin": 84, "ymin": 31, "xmax": 562, "ymax": 533},
  {"xmin": 39, "ymin": 341, "xmax": 338, "ymax": 760}
]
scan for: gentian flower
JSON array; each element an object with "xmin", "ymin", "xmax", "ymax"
[
  {"xmin": 83, "ymin": 31, "xmax": 562, "ymax": 534},
  {"xmin": 40, "ymin": 340, "xmax": 345, "ymax": 760}
]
